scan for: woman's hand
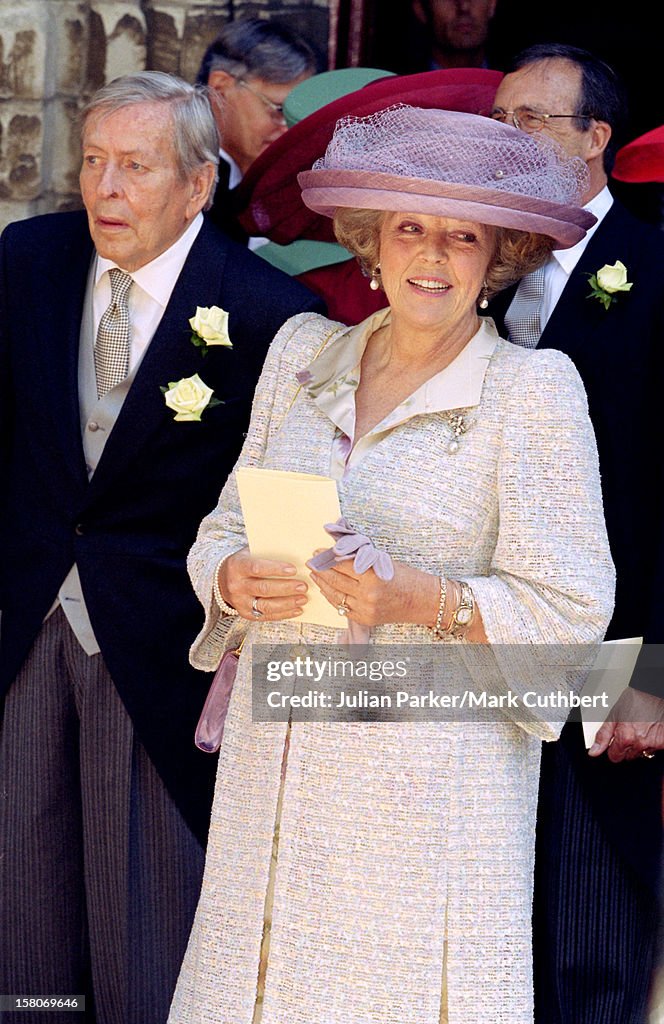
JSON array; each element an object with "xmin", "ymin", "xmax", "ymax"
[
  {"xmin": 218, "ymin": 547, "xmax": 308, "ymax": 622},
  {"xmin": 309, "ymin": 556, "xmax": 439, "ymax": 627}
]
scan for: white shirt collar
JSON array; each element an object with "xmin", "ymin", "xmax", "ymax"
[
  {"xmin": 219, "ymin": 147, "xmax": 242, "ymax": 189},
  {"xmin": 552, "ymin": 186, "xmax": 613, "ymax": 275},
  {"xmin": 95, "ymin": 212, "xmax": 204, "ymax": 308}
]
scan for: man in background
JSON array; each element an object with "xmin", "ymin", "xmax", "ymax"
[
  {"xmin": 411, "ymin": 0, "xmax": 497, "ymax": 69},
  {"xmin": 196, "ymin": 18, "xmax": 316, "ymax": 243},
  {"xmin": 488, "ymin": 43, "xmax": 664, "ymax": 1024}
]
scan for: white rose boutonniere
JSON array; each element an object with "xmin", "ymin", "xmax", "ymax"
[
  {"xmin": 189, "ymin": 306, "xmax": 232, "ymax": 356},
  {"xmin": 587, "ymin": 261, "xmax": 633, "ymax": 311},
  {"xmin": 161, "ymin": 374, "xmax": 222, "ymax": 422}
]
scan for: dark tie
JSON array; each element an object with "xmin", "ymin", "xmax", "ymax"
[
  {"xmin": 95, "ymin": 268, "xmax": 132, "ymax": 398},
  {"xmin": 504, "ymin": 266, "xmax": 546, "ymax": 349}
]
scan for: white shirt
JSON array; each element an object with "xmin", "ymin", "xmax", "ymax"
[
  {"xmin": 539, "ymin": 186, "xmax": 614, "ymax": 328},
  {"xmin": 94, "ymin": 211, "xmax": 204, "ymax": 370},
  {"xmin": 219, "ymin": 146, "xmax": 243, "ymax": 190},
  {"xmin": 218, "ymin": 147, "xmax": 268, "ymax": 252}
]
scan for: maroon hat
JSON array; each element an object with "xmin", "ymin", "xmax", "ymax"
[
  {"xmin": 236, "ymin": 67, "xmax": 504, "ymax": 245},
  {"xmin": 613, "ymin": 125, "xmax": 664, "ymax": 183}
]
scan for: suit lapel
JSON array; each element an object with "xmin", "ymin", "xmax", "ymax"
[
  {"xmin": 37, "ymin": 221, "xmax": 94, "ymax": 489},
  {"xmin": 85, "ymin": 223, "xmax": 232, "ymax": 497},
  {"xmin": 538, "ymin": 205, "xmax": 623, "ymax": 354}
]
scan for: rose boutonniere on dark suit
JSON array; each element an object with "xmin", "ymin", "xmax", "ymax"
[
  {"xmin": 189, "ymin": 305, "xmax": 232, "ymax": 356},
  {"xmin": 587, "ymin": 261, "xmax": 633, "ymax": 310},
  {"xmin": 161, "ymin": 374, "xmax": 223, "ymax": 422}
]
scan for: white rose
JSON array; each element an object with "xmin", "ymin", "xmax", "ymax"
[
  {"xmin": 164, "ymin": 374, "xmax": 215, "ymax": 421},
  {"xmin": 596, "ymin": 261, "xmax": 633, "ymax": 294},
  {"xmin": 189, "ymin": 306, "xmax": 232, "ymax": 347}
]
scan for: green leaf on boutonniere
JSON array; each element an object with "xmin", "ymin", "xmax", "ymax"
[
  {"xmin": 190, "ymin": 331, "xmax": 210, "ymax": 356},
  {"xmin": 586, "ymin": 274, "xmax": 615, "ymax": 311}
]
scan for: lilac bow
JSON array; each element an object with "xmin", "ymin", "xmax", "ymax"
[{"xmin": 308, "ymin": 517, "xmax": 394, "ymax": 643}]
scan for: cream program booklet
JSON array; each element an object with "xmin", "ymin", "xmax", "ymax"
[
  {"xmin": 236, "ymin": 467, "xmax": 342, "ymax": 629},
  {"xmin": 580, "ymin": 637, "xmax": 644, "ymax": 748}
]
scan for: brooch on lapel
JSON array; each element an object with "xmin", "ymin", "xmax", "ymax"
[
  {"xmin": 161, "ymin": 374, "xmax": 222, "ymax": 422},
  {"xmin": 444, "ymin": 411, "xmax": 473, "ymax": 454},
  {"xmin": 587, "ymin": 261, "xmax": 633, "ymax": 311},
  {"xmin": 189, "ymin": 305, "xmax": 232, "ymax": 356}
]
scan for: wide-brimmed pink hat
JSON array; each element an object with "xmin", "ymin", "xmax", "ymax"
[{"xmin": 298, "ymin": 105, "xmax": 595, "ymax": 248}]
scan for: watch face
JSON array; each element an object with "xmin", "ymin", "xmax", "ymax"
[{"xmin": 456, "ymin": 607, "xmax": 473, "ymax": 625}]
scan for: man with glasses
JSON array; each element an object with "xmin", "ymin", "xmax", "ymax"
[
  {"xmin": 196, "ymin": 18, "xmax": 316, "ymax": 245},
  {"xmin": 488, "ymin": 43, "xmax": 664, "ymax": 1024}
]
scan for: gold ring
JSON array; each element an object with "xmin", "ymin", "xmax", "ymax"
[{"xmin": 337, "ymin": 594, "xmax": 348, "ymax": 616}]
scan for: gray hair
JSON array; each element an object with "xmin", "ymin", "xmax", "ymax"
[
  {"xmin": 197, "ymin": 17, "xmax": 316, "ymax": 86},
  {"xmin": 80, "ymin": 71, "xmax": 220, "ymax": 203}
]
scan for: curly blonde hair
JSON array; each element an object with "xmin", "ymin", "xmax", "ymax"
[{"xmin": 333, "ymin": 208, "xmax": 556, "ymax": 299}]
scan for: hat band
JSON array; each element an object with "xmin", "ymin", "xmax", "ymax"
[{"xmin": 298, "ymin": 169, "xmax": 595, "ymax": 248}]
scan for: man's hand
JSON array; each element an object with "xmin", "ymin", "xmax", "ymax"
[{"xmin": 589, "ymin": 688, "xmax": 664, "ymax": 761}]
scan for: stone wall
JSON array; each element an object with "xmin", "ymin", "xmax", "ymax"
[{"xmin": 0, "ymin": 0, "xmax": 329, "ymax": 230}]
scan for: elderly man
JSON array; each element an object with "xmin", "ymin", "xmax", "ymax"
[
  {"xmin": 0, "ymin": 72, "xmax": 323, "ymax": 1024},
  {"xmin": 488, "ymin": 43, "xmax": 664, "ymax": 1024},
  {"xmin": 196, "ymin": 17, "xmax": 316, "ymax": 242}
]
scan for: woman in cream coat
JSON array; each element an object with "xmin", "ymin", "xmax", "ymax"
[{"xmin": 170, "ymin": 107, "xmax": 614, "ymax": 1023}]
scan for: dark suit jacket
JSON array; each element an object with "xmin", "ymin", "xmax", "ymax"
[
  {"xmin": 206, "ymin": 159, "xmax": 249, "ymax": 245},
  {"xmin": 0, "ymin": 210, "xmax": 324, "ymax": 845},
  {"xmin": 490, "ymin": 197, "xmax": 664, "ymax": 890}
]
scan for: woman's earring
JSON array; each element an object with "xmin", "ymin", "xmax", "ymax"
[
  {"xmin": 369, "ymin": 265, "xmax": 381, "ymax": 291},
  {"xmin": 478, "ymin": 281, "xmax": 489, "ymax": 309}
]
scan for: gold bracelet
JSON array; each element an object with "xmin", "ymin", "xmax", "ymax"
[
  {"xmin": 444, "ymin": 579, "xmax": 475, "ymax": 640},
  {"xmin": 431, "ymin": 576, "xmax": 448, "ymax": 640},
  {"xmin": 213, "ymin": 558, "xmax": 239, "ymax": 617}
]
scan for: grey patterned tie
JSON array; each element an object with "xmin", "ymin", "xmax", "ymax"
[
  {"xmin": 95, "ymin": 268, "xmax": 132, "ymax": 398},
  {"xmin": 504, "ymin": 266, "xmax": 546, "ymax": 349}
]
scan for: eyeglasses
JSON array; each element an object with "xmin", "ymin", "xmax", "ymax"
[
  {"xmin": 488, "ymin": 106, "xmax": 592, "ymax": 133},
  {"xmin": 234, "ymin": 77, "xmax": 286, "ymax": 122}
]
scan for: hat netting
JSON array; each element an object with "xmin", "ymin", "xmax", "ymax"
[{"xmin": 313, "ymin": 104, "xmax": 590, "ymax": 205}]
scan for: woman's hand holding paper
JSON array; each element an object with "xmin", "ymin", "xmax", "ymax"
[{"xmin": 219, "ymin": 546, "xmax": 309, "ymax": 621}]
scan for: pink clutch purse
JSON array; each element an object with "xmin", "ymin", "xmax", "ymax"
[{"xmin": 194, "ymin": 639, "xmax": 244, "ymax": 753}]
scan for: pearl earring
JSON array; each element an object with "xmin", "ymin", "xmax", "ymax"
[
  {"xmin": 478, "ymin": 281, "xmax": 489, "ymax": 309},
  {"xmin": 369, "ymin": 265, "xmax": 381, "ymax": 291}
]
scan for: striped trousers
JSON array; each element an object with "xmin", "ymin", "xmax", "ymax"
[
  {"xmin": 0, "ymin": 609, "xmax": 205, "ymax": 1024},
  {"xmin": 533, "ymin": 723, "xmax": 659, "ymax": 1023}
]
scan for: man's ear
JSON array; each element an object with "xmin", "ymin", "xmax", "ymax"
[
  {"xmin": 588, "ymin": 119, "xmax": 612, "ymax": 163},
  {"xmin": 187, "ymin": 162, "xmax": 217, "ymax": 217},
  {"xmin": 207, "ymin": 70, "xmax": 236, "ymax": 97}
]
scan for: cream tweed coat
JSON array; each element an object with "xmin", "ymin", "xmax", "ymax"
[{"xmin": 170, "ymin": 312, "xmax": 614, "ymax": 1024}]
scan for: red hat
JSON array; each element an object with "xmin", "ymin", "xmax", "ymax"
[
  {"xmin": 235, "ymin": 67, "xmax": 504, "ymax": 245},
  {"xmin": 612, "ymin": 125, "xmax": 664, "ymax": 183}
]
